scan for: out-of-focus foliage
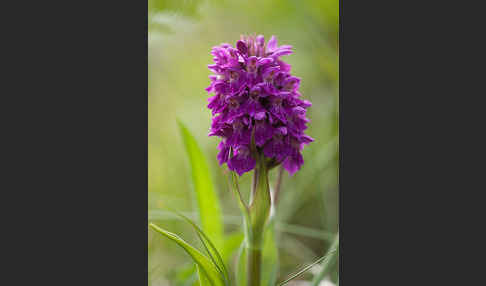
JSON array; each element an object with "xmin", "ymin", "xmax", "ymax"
[
  {"xmin": 148, "ymin": 0, "xmax": 339, "ymax": 285},
  {"xmin": 178, "ymin": 120, "xmax": 224, "ymax": 249}
]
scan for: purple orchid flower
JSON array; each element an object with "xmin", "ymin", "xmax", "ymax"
[{"xmin": 207, "ymin": 35, "xmax": 313, "ymax": 176}]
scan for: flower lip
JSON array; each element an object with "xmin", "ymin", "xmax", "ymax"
[{"xmin": 283, "ymin": 76, "xmax": 301, "ymax": 91}]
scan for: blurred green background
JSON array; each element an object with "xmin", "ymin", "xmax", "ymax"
[{"xmin": 148, "ymin": 0, "xmax": 339, "ymax": 285}]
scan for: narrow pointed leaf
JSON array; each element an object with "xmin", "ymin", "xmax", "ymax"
[
  {"xmin": 196, "ymin": 231, "xmax": 226, "ymax": 283},
  {"xmin": 175, "ymin": 212, "xmax": 229, "ymax": 284},
  {"xmin": 197, "ymin": 265, "xmax": 213, "ymax": 286},
  {"xmin": 177, "ymin": 120, "xmax": 224, "ymax": 249},
  {"xmin": 149, "ymin": 223, "xmax": 224, "ymax": 286}
]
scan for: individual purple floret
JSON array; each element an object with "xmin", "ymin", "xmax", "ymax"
[{"xmin": 206, "ymin": 34, "xmax": 313, "ymax": 176}]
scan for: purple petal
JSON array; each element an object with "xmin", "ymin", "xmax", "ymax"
[
  {"xmin": 283, "ymin": 152, "xmax": 304, "ymax": 176},
  {"xmin": 228, "ymin": 146, "xmax": 256, "ymax": 176},
  {"xmin": 256, "ymin": 35, "xmax": 265, "ymax": 46},
  {"xmin": 266, "ymin": 35, "xmax": 278, "ymax": 53},
  {"xmin": 217, "ymin": 141, "xmax": 230, "ymax": 165},
  {"xmin": 254, "ymin": 120, "xmax": 273, "ymax": 147}
]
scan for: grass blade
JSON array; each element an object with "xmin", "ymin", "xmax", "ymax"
[
  {"xmin": 149, "ymin": 223, "xmax": 225, "ymax": 286},
  {"xmin": 277, "ymin": 256, "xmax": 329, "ymax": 286},
  {"xmin": 177, "ymin": 120, "xmax": 224, "ymax": 249},
  {"xmin": 278, "ymin": 234, "xmax": 339, "ymax": 286},
  {"xmin": 310, "ymin": 234, "xmax": 339, "ymax": 286}
]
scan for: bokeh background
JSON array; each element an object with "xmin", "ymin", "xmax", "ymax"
[{"xmin": 148, "ymin": 0, "xmax": 339, "ymax": 285}]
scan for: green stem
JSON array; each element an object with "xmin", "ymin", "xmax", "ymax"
[
  {"xmin": 247, "ymin": 247, "xmax": 262, "ymax": 286},
  {"xmin": 246, "ymin": 155, "xmax": 271, "ymax": 286}
]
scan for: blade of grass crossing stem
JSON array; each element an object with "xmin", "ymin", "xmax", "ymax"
[
  {"xmin": 310, "ymin": 234, "xmax": 339, "ymax": 286},
  {"xmin": 277, "ymin": 256, "xmax": 330, "ymax": 286},
  {"xmin": 175, "ymin": 212, "xmax": 230, "ymax": 284},
  {"xmin": 261, "ymin": 220, "xmax": 278, "ymax": 286},
  {"xmin": 149, "ymin": 223, "xmax": 225, "ymax": 286},
  {"xmin": 278, "ymin": 234, "xmax": 339, "ymax": 286},
  {"xmin": 148, "ymin": 210, "xmax": 334, "ymax": 242},
  {"xmin": 177, "ymin": 120, "xmax": 224, "ymax": 249},
  {"xmin": 196, "ymin": 231, "xmax": 225, "ymax": 281}
]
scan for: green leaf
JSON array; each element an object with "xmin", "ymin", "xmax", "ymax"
[
  {"xmin": 197, "ymin": 265, "xmax": 212, "ymax": 286},
  {"xmin": 177, "ymin": 120, "xmax": 224, "ymax": 250},
  {"xmin": 175, "ymin": 211, "xmax": 229, "ymax": 285},
  {"xmin": 310, "ymin": 234, "xmax": 339, "ymax": 286},
  {"xmin": 149, "ymin": 223, "xmax": 225, "ymax": 286},
  {"xmin": 261, "ymin": 220, "xmax": 279, "ymax": 286}
]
